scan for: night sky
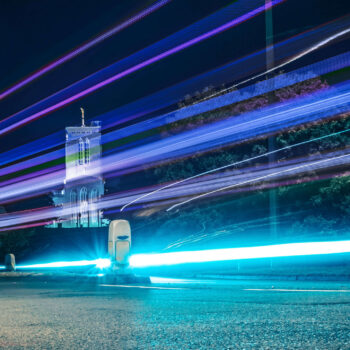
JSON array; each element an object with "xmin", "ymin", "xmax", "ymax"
[{"xmin": 0, "ymin": 0, "xmax": 348, "ymax": 152}]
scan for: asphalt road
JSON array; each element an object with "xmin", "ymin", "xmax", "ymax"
[{"xmin": 0, "ymin": 278, "xmax": 349, "ymax": 349}]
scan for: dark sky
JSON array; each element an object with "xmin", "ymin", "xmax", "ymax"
[{"xmin": 0, "ymin": 0, "xmax": 348, "ymax": 152}]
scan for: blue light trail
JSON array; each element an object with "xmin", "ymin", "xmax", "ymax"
[
  {"xmin": 17, "ymin": 258, "xmax": 111, "ymax": 270},
  {"xmin": 1, "ymin": 49, "xmax": 348, "ymax": 176},
  {"xmin": 1, "ymin": 80, "xmax": 349, "ymax": 205},
  {"xmin": 129, "ymin": 241, "xmax": 350, "ymax": 267},
  {"xmin": 1, "ymin": 146, "xmax": 349, "ymax": 229}
]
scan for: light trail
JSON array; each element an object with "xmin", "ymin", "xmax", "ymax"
[
  {"xmin": 0, "ymin": 220, "xmax": 53, "ymax": 232},
  {"xmin": 4, "ymin": 242, "xmax": 350, "ymax": 272},
  {"xmin": 233, "ymin": 27, "xmax": 350, "ymax": 90},
  {"xmin": 99, "ymin": 284, "xmax": 185, "ymax": 290},
  {"xmin": 0, "ymin": 13, "xmax": 348, "ymax": 206},
  {"xmin": 1, "ymin": 147, "xmax": 349, "ymax": 229},
  {"xmin": 0, "ymin": 0, "xmax": 284, "ymax": 136},
  {"xmin": 1, "ymin": 83, "xmax": 349, "ymax": 204},
  {"xmin": 1, "ymin": 41, "xmax": 348, "ymax": 173},
  {"xmin": 0, "ymin": 75, "xmax": 346, "ymax": 185},
  {"xmin": 201, "ymin": 20, "xmax": 350, "ymax": 100},
  {"xmin": 129, "ymin": 240, "xmax": 350, "ymax": 267},
  {"xmin": 163, "ymin": 216, "xmax": 288, "ymax": 251},
  {"xmin": 0, "ymin": 0, "xmax": 172, "ymax": 101},
  {"xmin": 121, "ymin": 126, "xmax": 350, "ymax": 211},
  {"xmin": 17, "ymin": 258, "xmax": 111, "ymax": 269},
  {"xmin": 167, "ymin": 149, "xmax": 350, "ymax": 211}
]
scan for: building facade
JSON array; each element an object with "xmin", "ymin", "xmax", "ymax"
[{"xmin": 49, "ymin": 111, "xmax": 108, "ymax": 228}]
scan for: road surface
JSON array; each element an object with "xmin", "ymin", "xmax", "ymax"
[{"xmin": 0, "ymin": 277, "xmax": 349, "ymax": 349}]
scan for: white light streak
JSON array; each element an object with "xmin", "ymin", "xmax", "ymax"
[
  {"xmin": 202, "ymin": 26, "xmax": 350, "ymax": 100},
  {"xmin": 167, "ymin": 152, "xmax": 350, "ymax": 211},
  {"xmin": 18, "ymin": 258, "xmax": 111, "ymax": 269},
  {"xmin": 129, "ymin": 240, "xmax": 350, "ymax": 267},
  {"xmin": 99, "ymin": 284, "xmax": 184, "ymax": 290},
  {"xmin": 121, "ymin": 127, "xmax": 350, "ymax": 211}
]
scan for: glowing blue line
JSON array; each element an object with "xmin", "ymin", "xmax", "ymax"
[
  {"xmin": 129, "ymin": 241, "xmax": 350, "ymax": 267},
  {"xmin": 17, "ymin": 258, "xmax": 111, "ymax": 270}
]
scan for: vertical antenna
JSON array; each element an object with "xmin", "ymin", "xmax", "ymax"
[{"xmin": 80, "ymin": 107, "xmax": 85, "ymax": 127}]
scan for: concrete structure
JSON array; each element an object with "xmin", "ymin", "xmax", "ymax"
[
  {"xmin": 105, "ymin": 220, "xmax": 149, "ymax": 282},
  {"xmin": 108, "ymin": 220, "xmax": 131, "ymax": 269},
  {"xmin": 49, "ymin": 109, "xmax": 108, "ymax": 228},
  {"xmin": 4, "ymin": 254, "xmax": 15, "ymax": 272}
]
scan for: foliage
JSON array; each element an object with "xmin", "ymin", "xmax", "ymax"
[
  {"xmin": 0, "ymin": 229, "xmax": 34, "ymax": 260},
  {"xmin": 140, "ymin": 74, "xmax": 350, "ymax": 243}
]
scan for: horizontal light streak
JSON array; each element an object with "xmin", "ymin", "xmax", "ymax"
[
  {"xmin": 17, "ymin": 258, "xmax": 111, "ymax": 269},
  {"xmin": 0, "ymin": 220, "xmax": 53, "ymax": 232},
  {"xmin": 129, "ymin": 241, "xmax": 350, "ymax": 267}
]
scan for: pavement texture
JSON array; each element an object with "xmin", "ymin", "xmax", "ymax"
[{"xmin": 0, "ymin": 278, "xmax": 349, "ymax": 350}]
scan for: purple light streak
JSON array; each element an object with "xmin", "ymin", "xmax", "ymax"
[
  {"xmin": 0, "ymin": 0, "xmax": 285, "ymax": 136},
  {"xmin": 2, "ymin": 32, "xmax": 346, "ymax": 170},
  {"xmin": 1, "ymin": 82, "xmax": 349, "ymax": 205},
  {"xmin": 2, "ymin": 50, "xmax": 349, "ymax": 181},
  {"xmin": 1, "ymin": 148, "xmax": 350, "ymax": 229},
  {"xmin": 0, "ymin": 0, "xmax": 172, "ymax": 101}
]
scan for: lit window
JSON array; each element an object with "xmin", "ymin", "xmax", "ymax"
[
  {"xmin": 70, "ymin": 191, "xmax": 77, "ymax": 225},
  {"xmin": 78, "ymin": 138, "xmax": 85, "ymax": 165},
  {"xmin": 80, "ymin": 187, "xmax": 88, "ymax": 226},
  {"xmin": 85, "ymin": 138, "xmax": 90, "ymax": 164},
  {"xmin": 89, "ymin": 189, "xmax": 98, "ymax": 225},
  {"xmin": 90, "ymin": 188, "xmax": 98, "ymax": 202}
]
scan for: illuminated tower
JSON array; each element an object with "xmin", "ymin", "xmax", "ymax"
[{"xmin": 50, "ymin": 108, "xmax": 107, "ymax": 228}]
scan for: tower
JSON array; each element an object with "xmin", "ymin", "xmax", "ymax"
[{"xmin": 50, "ymin": 108, "xmax": 107, "ymax": 228}]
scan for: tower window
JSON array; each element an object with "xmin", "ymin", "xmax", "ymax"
[
  {"xmin": 89, "ymin": 188, "xmax": 99, "ymax": 226},
  {"xmin": 70, "ymin": 191, "xmax": 77, "ymax": 226},
  {"xmin": 90, "ymin": 188, "xmax": 98, "ymax": 202},
  {"xmin": 78, "ymin": 138, "xmax": 85, "ymax": 165},
  {"xmin": 85, "ymin": 138, "xmax": 90, "ymax": 164},
  {"xmin": 79, "ymin": 187, "xmax": 88, "ymax": 226}
]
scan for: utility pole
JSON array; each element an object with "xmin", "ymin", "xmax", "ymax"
[{"xmin": 265, "ymin": 0, "xmax": 278, "ymax": 241}]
